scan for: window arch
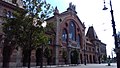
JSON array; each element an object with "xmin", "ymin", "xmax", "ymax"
[
  {"xmin": 62, "ymin": 29, "xmax": 67, "ymax": 42},
  {"xmin": 77, "ymin": 34, "xmax": 81, "ymax": 46},
  {"xmin": 3, "ymin": 9, "xmax": 7, "ymax": 17},
  {"xmin": 7, "ymin": 11, "xmax": 12, "ymax": 18},
  {"xmin": 69, "ymin": 21, "xmax": 76, "ymax": 41}
]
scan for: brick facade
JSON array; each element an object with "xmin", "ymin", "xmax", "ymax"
[{"xmin": 0, "ymin": 1, "xmax": 107, "ymax": 66}]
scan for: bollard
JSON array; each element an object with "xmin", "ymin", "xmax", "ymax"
[
  {"xmin": 108, "ymin": 61, "xmax": 111, "ymax": 66},
  {"xmin": 108, "ymin": 55, "xmax": 111, "ymax": 66}
]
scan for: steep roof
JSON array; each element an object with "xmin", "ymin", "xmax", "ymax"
[{"xmin": 86, "ymin": 26, "xmax": 99, "ymax": 40}]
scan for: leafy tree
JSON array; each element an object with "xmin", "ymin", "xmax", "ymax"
[
  {"xmin": 62, "ymin": 50, "xmax": 67, "ymax": 64},
  {"xmin": 71, "ymin": 50, "xmax": 79, "ymax": 64},
  {"xmin": 2, "ymin": 0, "xmax": 53, "ymax": 68},
  {"xmin": 2, "ymin": 10, "xmax": 25, "ymax": 68},
  {"xmin": 36, "ymin": 48, "xmax": 42, "ymax": 66},
  {"xmin": 44, "ymin": 46, "xmax": 52, "ymax": 65},
  {"xmin": 102, "ymin": 55, "xmax": 107, "ymax": 62}
]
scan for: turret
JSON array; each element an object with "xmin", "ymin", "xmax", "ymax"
[{"xmin": 54, "ymin": 6, "xmax": 59, "ymax": 15}]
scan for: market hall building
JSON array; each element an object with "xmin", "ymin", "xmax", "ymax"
[
  {"xmin": 46, "ymin": 3, "xmax": 107, "ymax": 64},
  {"xmin": 46, "ymin": 3, "xmax": 86, "ymax": 64}
]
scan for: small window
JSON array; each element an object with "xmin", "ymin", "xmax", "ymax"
[
  {"xmin": 65, "ymin": 23, "xmax": 68, "ymax": 27},
  {"xmin": 3, "ymin": 9, "xmax": 7, "ymax": 17},
  {"xmin": 59, "ymin": 19, "xmax": 62, "ymax": 22},
  {"xmin": 62, "ymin": 29, "xmax": 67, "ymax": 42},
  {"xmin": 89, "ymin": 47, "xmax": 91, "ymax": 51},
  {"xmin": 7, "ymin": 11, "xmax": 12, "ymax": 18},
  {"xmin": 96, "ymin": 36, "xmax": 98, "ymax": 38},
  {"xmin": 86, "ymin": 47, "xmax": 88, "ymax": 51},
  {"xmin": 87, "ymin": 39, "xmax": 88, "ymax": 41},
  {"xmin": 48, "ymin": 38, "xmax": 52, "ymax": 45},
  {"xmin": 77, "ymin": 28, "xmax": 79, "ymax": 31},
  {"xmin": 93, "ymin": 48, "xmax": 95, "ymax": 51}
]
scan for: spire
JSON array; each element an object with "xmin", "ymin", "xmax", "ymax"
[
  {"xmin": 54, "ymin": 6, "xmax": 59, "ymax": 15},
  {"xmin": 86, "ymin": 26, "xmax": 98, "ymax": 40},
  {"xmin": 82, "ymin": 22, "xmax": 86, "ymax": 28}
]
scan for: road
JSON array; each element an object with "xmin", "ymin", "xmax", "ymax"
[
  {"xmin": 57, "ymin": 63, "xmax": 117, "ymax": 68},
  {"xmin": 0, "ymin": 63, "xmax": 117, "ymax": 68}
]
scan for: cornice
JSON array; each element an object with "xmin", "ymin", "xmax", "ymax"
[{"xmin": 0, "ymin": 1, "xmax": 23, "ymax": 11}]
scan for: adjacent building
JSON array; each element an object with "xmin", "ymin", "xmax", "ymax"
[
  {"xmin": 0, "ymin": 0, "xmax": 23, "ymax": 63},
  {"xmin": 86, "ymin": 26, "xmax": 107, "ymax": 63}
]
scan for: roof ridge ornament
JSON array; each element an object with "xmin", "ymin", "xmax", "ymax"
[
  {"xmin": 54, "ymin": 6, "xmax": 59, "ymax": 15},
  {"xmin": 67, "ymin": 2, "xmax": 77, "ymax": 14}
]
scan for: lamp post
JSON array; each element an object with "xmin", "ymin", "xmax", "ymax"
[
  {"xmin": 103, "ymin": 0, "xmax": 120, "ymax": 68},
  {"xmin": 40, "ymin": 21, "xmax": 47, "ymax": 68}
]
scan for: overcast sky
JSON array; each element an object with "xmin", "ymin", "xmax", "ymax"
[{"xmin": 48, "ymin": 0, "xmax": 120, "ymax": 57}]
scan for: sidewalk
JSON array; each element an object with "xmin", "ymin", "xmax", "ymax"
[
  {"xmin": 0, "ymin": 63, "xmax": 71, "ymax": 68},
  {"xmin": 16, "ymin": 64, "xmax": 71, "ymax": 68},
  {"xmin": 0, "ymin": 63, "xmax": 117, "ymax": 68}
]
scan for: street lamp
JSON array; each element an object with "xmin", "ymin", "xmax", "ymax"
[
  {"xmin": 35, "ymin": 20, "xmax": 47, "ymax": 68},
  {"xmin": 103, "ymin": 0, "xmax": 108, "ymax": 10},
  {"xmin": 103, "ymin": 0, "xmax": 120, "ymax": 68},
  {"xmin": 40, "ymin": 21, "xmax": 47, "ymax": 68}
]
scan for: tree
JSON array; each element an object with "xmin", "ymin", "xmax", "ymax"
[
  {"xmin": 2, "ymin": 0, "xmax": 53, "ymax": 68},
  {"xmin": 36, "ymin": 48, "xmax": 42, "ymax": 66},
  {"xmin": 44, "ymin": 46, "xmax": 52, "ymax": 65},
  {"xmin": 71, "ymin": 50, "xmax": 79, "ymax": 64},
  {"xmin": 62, "ymin": 50, "xmax": 67, "ymax": 64},
  {"xmin": 2, "ymin": 10, "xmax": 24, "ymax": 68},
  {"xmin": 2, "ymin": 39, "xmax": 15, "ymax": 68},
  {"xmin": 102, "ymin": 55, "xmax": 107, "ymax": 62}
]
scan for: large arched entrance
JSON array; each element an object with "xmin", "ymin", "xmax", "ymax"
[
  {"xmin": 80, "ymin": 54, "xmax": 83, "ymax": 64},
  {"xmin": 36, "ymin": 48, "xmax": 42, "ymax": 66},
  {"xmin": 70, "ymin": 50, "xmax": 79, "ymax": 64},
  {"xmin": 70, "ymin": 51, "xmax": 74, "ymax": 64},
  {"xmin": 93, "ymin": 55, "xmax": 96, "ymax": 63},
  {"xmin": 89, "ymin": 55, "xmax": 92, "ymax": 63}
]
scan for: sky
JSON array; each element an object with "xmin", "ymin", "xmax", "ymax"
[{"xmin": 47, "ymin": 0, "xmax": 120, "ymax": 57}]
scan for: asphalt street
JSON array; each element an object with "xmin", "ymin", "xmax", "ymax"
[
  {"xmin": 57, "ymin": 63, "xmax": 117, "ymax": 68},
  {"xmin": 0, "ymin": 63, "xmax": 117, "ymax": 68}
]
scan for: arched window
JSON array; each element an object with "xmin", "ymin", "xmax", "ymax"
[
  {"xmin": 48, "ymin": 38, "xmax": 52, "ymax": 45},
  {"xmin": 77, "ymin": 34, "xmax": 81, "ymax": 46},
  {"xmin": 6, "ymin": 11, "xmax": 12, "ymax": 18},
  {"xmin": 3, "ymin": 9, "xmax": 7, "ymax": 17},
  {"xmin": 69, "ymin": 21, "xmax": 76, "ymax": 41},
  {"xmin": 62, "ymin": 29, "xmax": 67, "ymax": 42}
]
